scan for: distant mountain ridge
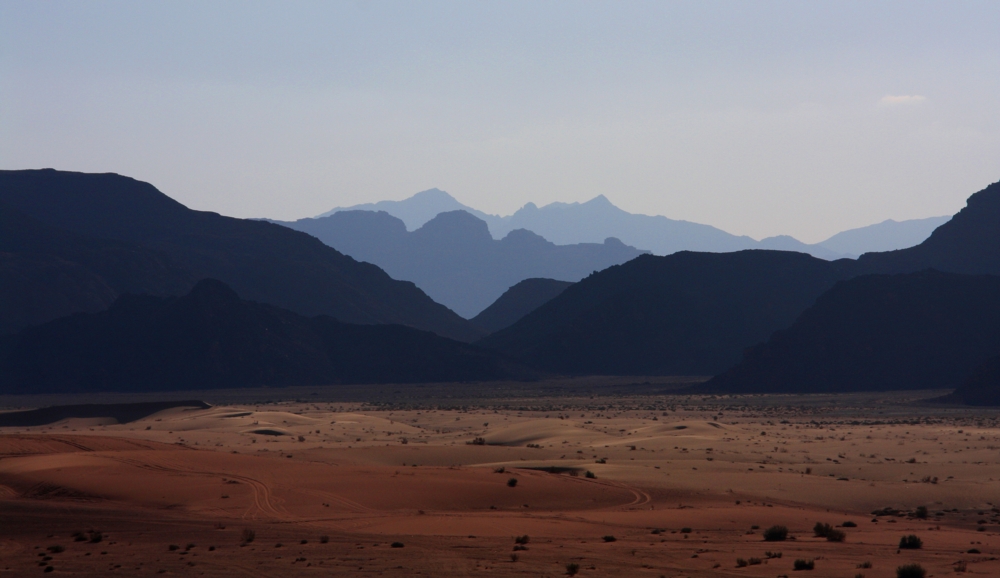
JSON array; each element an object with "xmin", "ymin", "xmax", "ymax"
[
  {"xmin": 272, "ymin": 210, "xmax": 645, "ymax": 318},
  {"xmin": 0, "ymin": 170, "xmax": 483, "ymax": 342},
  {"xmin": 317, "ymin": 188, "xmax": 947, "ymax": 258}
]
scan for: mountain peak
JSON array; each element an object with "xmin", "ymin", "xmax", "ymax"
[{"xmin": 411, "ymin": 188, "xmax": 456, "ymax": 201}]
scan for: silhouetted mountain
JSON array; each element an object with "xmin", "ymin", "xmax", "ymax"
[
  {"xmin": 816, "ymin": 216, "xmax": 950, "ymax": 256},
  {"xmin": 318, "ymin": 188, "xmax": 500, "ymax": 230},
  {"xmin": 470, "ymin": 278, "xmax": 573, "ymax": 333},
  {"xmin": 477, "ymin": 251, "xmax": 854, "ymax": 375},
  {"xmin": 0, "ymin": 199, "xmax": 194, "ymax": 334},
  {"xmin": 475, "ymin": 178, "xmax": 1000, "ymax": 378},
  {"xmin": 315, "ymin": 188, "xmax": 944, "ymax": 259},
  {"xmin": 700, "ymin": 270, "xmax": 1000, "ymax": 394},
  {"xmin": 273, "ymin": 210, "xmax": 644, "ymax": 318},
  {"xmin": 0, "ymin": 279, "xmax": 529, "ymax": 394},
  {"xmin": 492, "ymin": 195, "xmax": 759, "ymax": 255},
  {"xmin": 0, "ymin": 170, "xmax": 482, "ymax": 342},
  {"xmin": 757, "ymin": 235, "xmax": 849, "ymax": 260},
  {"xmin": 937, "ymin": 354, "xmax": 1000, "ymax": 406},
  {"xmin": 857, "ymin": 180, "xmax": 1000, "ymax": 275}
]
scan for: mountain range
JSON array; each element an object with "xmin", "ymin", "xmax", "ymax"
[
  {"xmin": 478, "ymin": 179, "xmax": 1000, "ymax": 385},
  {"xmin": 272, "ymin": 210, "xmax": 644, "ymax": 317},
  {"xmin": 0, "ymin": 279, "xmax": 527, "ymax": 394},
  {"xmin": 322, "ymin": 188, "xmax": 948, "ymax": 259},
  {"xmin": 0, "ymin": 169, "xmax": 483, "ymax": 342}
]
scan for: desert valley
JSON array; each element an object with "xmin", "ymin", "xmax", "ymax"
[{"xmin": 2, "ymin": 384, "xmax": 999, "ymax": 577}]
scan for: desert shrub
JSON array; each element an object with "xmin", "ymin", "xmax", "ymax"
[
  {"xmin": 391, "ymin": 542, "xmax": 404, "ymax": 548},
  {"xmin": 895, "ymin": 563, "xmax": 926, "ymax": 578},
  {"xmin": 680, "ymin": 527, "xmax": 692, "ymax": 534},
  {"xmin": 857, "ymin": 561, "xmax": 872, "ymax": 568},
  {"xmin": 470, "ymin": 437, "xmax": 486, "ymax": 446},
  {"xmin": 300, "ymin": 539, "xmax": 307, "ymax": 544},
  {"xmin": 320, "ymin": 535, "xmax": 329, "ymax": 544},
  {"xmin": 736, "ymin": 558, "xmax": 748, "ymax": 567},
  {"xmin": 46, "ymin": 545, "xmax": 64, "ymax": 554},
  {"xmin": 602, "ymin": 535, "xmax": 616, "ymax": 542},
  {"xmin": 748, "ymin": 557, "xmax": 762, "ymax": 565},
  {"xmin": 813, "ymin": 522, "xmax": 833, "ymax": 537},
  {"xmin": 585, "ymin": 471, "xmax": 596, "ymax": 479},
  {"xmin": 793, "ymin": 558, "xmax": 815, "ymax": 570},
  {"xmin": 763, "ymin": 525, "xmax": 788, "ymax": 541},
  {"xmin": 914, "ymin": 506, "xmax": 928, "ymax": 519},
  {"xmin": 842, "ymin": 520, "xmax": 857, "ymax": 527},
  {"xmin": 507, "ymin": 478, "xmax": 518, "ymax": 487},
  {"xmin": 565, "ymin": 562, "xmax": 580, "ymax": 576},
  {"xmin": 88, "ymin": 532, "xmax": 102, "ymax": 544},
  {"xmin": 241, "ymin": 528, "xmax": 255, "ymax": 543},
  {"xmin": 954, "ymin": 560, "xmax": 967, "ymax": 572},
  {"xmin": 898, "ymin": 535, "xmax": 922, "ymax": 549},
  {"xmin": 967, "ymin": 548, "xmax": 980, "ymax": 554},
  {"xmin": 168, "ymin": 544, "xmax": 180, "ymax": 551},
  {"xmin": 274, "ymin": 543, "xmax": 282, "ymax": 548},
  {"xmin": 297, "ymin": 435, "xmax": 305, "ymax": 442},
  {"xmin": 765, "ymin": 551, "xmax": 782, "ymax": 559},
  {"xmin": 514, "ymin": 535, "xmax": 530, "ymax": 545},
  {"xmin": 493, "ymin": 466, "xmax": 505, "ymax": 474},
  {"xmin": 510, "ymin": 553, "xmax": 518, "ymax": 562},
  {"xmin": 826, "ymin": 529, "xmax": 846, "ymax": 542}
]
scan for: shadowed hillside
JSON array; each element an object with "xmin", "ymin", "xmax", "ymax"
[
  {"xmin": 857, "ymin": 179, "xmax": 1000, "ymax": 275},
  {"xmin": 0, "ymin": 200, "xmax": 194, "ymax": 334},
  {"xmin": 477, "ymin": 251, "xmax": 854, "ymax": 375},
  {"xmin": 0, "ymin": 279, "xmax": 530, "ymax": 394},
  {"xmin": 700, "ymin": 270, "xmax": 1000, "ymax": 394},
  {"xmin": 0, "ymin": 170, "xmax": 482, "ymax": 342},
  {"xmin": 274, "ymin": 209, "xmax": 644, "ymax": 317},
  {"xmin": 934, "ymin": 354, "xmax": 1000, "ymax": 406},
  {"xmin": 470, "ymin": 278, "xmax": 573, "ymax": 333}
]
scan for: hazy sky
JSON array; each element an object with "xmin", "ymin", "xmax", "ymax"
[{"xmin": 2, "ymin": 1, "xmax": 998, "ymax": 242}]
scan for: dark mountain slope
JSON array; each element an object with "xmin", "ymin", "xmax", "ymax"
[
  {"xmin": 275, "ymin": 209, "xmax": 644, "ymax": 317},
  {"xmin": 700, "ymin": 270, "xmax": 1000, "ymax": 394},
  {"xmin": 857, "ymin": 179, "xmax": 1000, "ymax": 275},
  {"xmin": 0, "ymin": 200, "xmax": 194, "ymax": 334},
  {"xmin": 470, "ymin": 278, "xmax": 573, "ymax": 333},
  {"xmin": 477, "ymin": 251, "xmax": 854, "ymax": 375},
  {"xmin": 0, "ymin": 169, "xmax": 481, "ymax": 341},
  {"xmin": 937, "ymin": 355, "xmax": 1000, "ymax": 406},
  {"xmin": 0, "ymin": 279, "xmax": 529, "ymax": 394}
]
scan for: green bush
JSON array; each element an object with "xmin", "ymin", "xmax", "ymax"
[{"xmin": 763, "ymin": 525, "xmax": 788, "ymax": 541}]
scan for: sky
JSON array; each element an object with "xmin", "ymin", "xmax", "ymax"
[{"xmin": 2, "ymin": 1, "xmax": 998, "ymax": 243}]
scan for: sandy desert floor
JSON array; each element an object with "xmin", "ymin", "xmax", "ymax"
[{"xmin": 1, "ymin": 386, "xmax": 999, "ymax": 577}]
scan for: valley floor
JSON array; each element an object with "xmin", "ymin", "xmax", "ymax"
[{"xmin": 1, "ymin": 385, "xmax": 999, "ymax": 577}]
